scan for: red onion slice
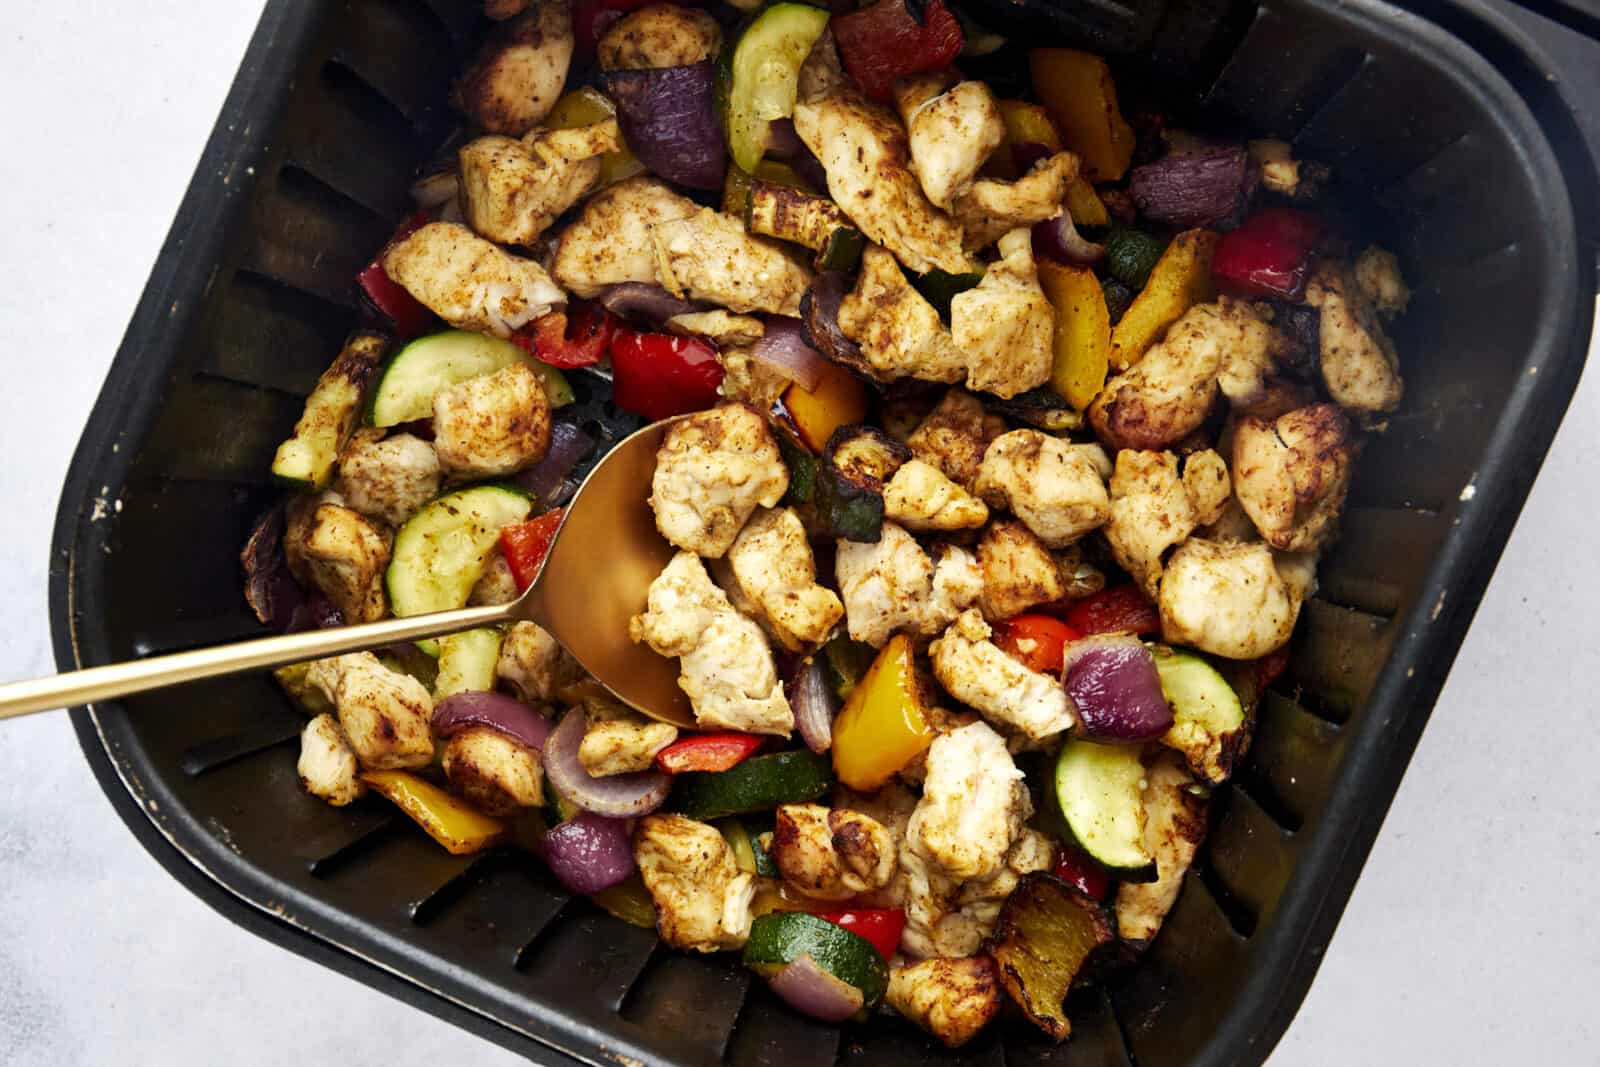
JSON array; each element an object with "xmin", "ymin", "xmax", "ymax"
[
  {"xmin": 602, "ymin": 62, "xmax": 727, "ymax": 191},
  {"xmin": 514, "ymin": 420, "xmax": 596, "ymax": 506},
  {"xmin": 751, "ymin": 317, "xmax": 828, "ymax": 392},
  {"xmin": 1063, "ymin": 635, "xmax": 1174, "ymax": 743},
  {"xmin": 432, "ymin": 692, "xmax": 554, "ymax": 752},
  {"xmin": 767, "ymin": 954, "xmax": 864, "ymax": 1022},
  {"xmin": 543, "ymin": 707, "xmax": 673, "ymax": 818},
  {"xmin": 543, "ymin": 811, "xmax": 637, "ymax": 894},
  {"xmin": 788, "ymin": 657, "xmax": 838, "ymax": 753},
  {"xmin": 596, "ymin": 282, "xmax": 701, "ymax": 325},
  {"xmin": 1033, "ymin": 211, "xmax": 1105, "ymax": 267},
  {"xmin": 800, "ymin": 272, "xmax": 872, "ymax": 378},
  {"xmin": 1129, "ymin": 145, "xmax": 1252, "ymax": 228},
  {"xmin": 241, "ymin": 504, "xmax": 305, "ymax": 633}
]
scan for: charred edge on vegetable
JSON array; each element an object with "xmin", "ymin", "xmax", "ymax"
[
  {"xmin": 817, "ymin": 425, "xmax": 912, "ymax": 542},
  {"xmin": 983, "ymin": 872, "xmax": 1115, "ymax": 1042}
]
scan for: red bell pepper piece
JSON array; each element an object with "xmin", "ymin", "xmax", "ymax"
[
  {"xmin": 609, "ymin": 328, "xmax": 724, "ymax": 421},
  {"xmin": 654, "ymin": 732, "xmax": 766, "ymax": 774},
  {"xmin": 499, "ymin": 509, "xmax": 565, "ymax": 592},
  {"xmin": 1064, "ymin": 584, "xmax": 1161, "ymax": 637},
  {"xmin": 1053, "ymin": 843, "xmax": 1111, "ymax": 901},
  {"xmin": 816, "ymin": 908, "xmax": 906, "ymax": 961},
  {"xmin": 1210, "ymin": 207, "xmax": 1323, "ymax": 301},
  {"xmin": 831, "ymin": 0, "xmax": 964, "ymax": 103},
  {"xmin": 514, "ymin": 301, "xmax": 615, "ymax": 369},
  {"xmin": 994, "ymin": 614, "xmax": 1083, "ymax": 676},
  {"xmin": 357, "ymin": 209, "xmax": 435, "ymax": 340}
]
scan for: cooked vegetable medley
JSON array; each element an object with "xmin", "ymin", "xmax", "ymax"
[{"xmin": 248, "ymin": 0, "xmax": 1411, "ymax": 1047}]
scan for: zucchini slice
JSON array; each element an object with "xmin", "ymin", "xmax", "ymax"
[
  {"xmin": 433, "ymin": 628, "xmax": 505, "ymax": 700},
  {"xmin": 719, "ymin": 2, "xmax": 833, "ymax": 174},
  {"xmin": 386, "ymin": 485, "xmax": 532, "ymax": 619},
  {"xmin": 270, "ymin": 332, "xmax": 387, "ymax": 489},
  {"xmin": 672, "ymin": 750, "xmax": 834, "ymax": 820},
  {"xmin": 369, "ymin": 330, "xmax": 572, "ymax": 428},
  {"xmin": 815, "ymin": 425, "xmax": 911, "ymax": 543},
  {"xmin": 744, "ymin": 911, "xmax": 889, "ymax": 1011},
  {"xmin": 1052, "ymin": 739, "xmax": 1157, "ymax": 880},
  {"xmin": 745, "ymin": 181, "xmax": 864, "ymax": 271},
  {"xmin": 1151, "ymin": 646, "xmax": 1249, "ymax": 785},
  {"xmin": 908, "ymin": 269, "xmax": 982, "ymax": 321}
]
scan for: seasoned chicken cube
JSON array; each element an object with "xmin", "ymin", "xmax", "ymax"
[
  {"xmin": 666, "ymin": 309, "xmax": 766, "ymax": 347},
  {"xmin": 1158, "ymin": 538, "xmax": 1309, "ymax": 659},
  {"xmin": 578, "ymin": 699, "xmax": 678, "ymax": 777},
  {"xmin": 1116, "ymin": 752, "xmax": 1207, "ymax": 945},
  {"xmin": 927, "ymin": 544, "xmax": 986, "ymax": 635},
  {"xmin": 907, "ymin": 389, "xmax": 1006, "ymax": 488},
  {"xmin": 953, "ymin": 151, "xmax": 1077, "ymax": 251},
  {"xmin": 628, "ymin": 550, "xmax": 729, "ymax": 656},
  {"xmin": 974, "ymin": 429, "xmax": 1110, "ymax": 548},
  {"xmin": 977, "ymin": 519, "xmax": 1064, "ymax": 621},
  {"xmin": 725, "ymin": 507, "xmax": 844, "ymax": 651},
  {"xmin": 550, "ymin": 177, "xmax": 699, "ymax": 298},
  {"xmin": 907, "ymin": 722, "xmax": 1031, "ymax": 881},
  {"xmin": 887, "ymin": 956, "xmax": 1003, "ymax": 1049},
  {"xmin": 839, "ymin": 245, "xmax": 968, "ymax": 384},
  {"xmin": 306, "ymin": 653, "xmax": 433, "ymax": 770},
  {"xmin": 773, "ymin": 803, "xmax": 898, "ymax": 900},
  {"xmin": 899, "ymin": 828, "xmax": 1052, "ymax": 959},
  {"xmin": 1352, "ymin": 245, "xmax": 1410, "ymax": 319},
  {"xmin": 792, "ymin": 92, "xmax": 971, "ymax": 275},
  {"xmin": 432, "ymin": 362, "xmax": 551, "ymax": 478},
  {"xmin": 649, "ymin": 405, "xmax": 788, "ymax": 558},
  {"xmin": 298, "ymin": 714, "xmax": 366, "ymax": 807},
  {"xmin": 929, "ymin": 611, "xmax": 1075, "ymax": 742},
  {"xmin": 1106, "ymin": 450, "xmax": 1197, "ymax": 600},
  {"xmin": 950, "ymin": 228, "xmax": 1054, "ymax": 398},
  {"xmin": 1304, "ymin": 261, "xmax": 1404, "ymax": 413},
  {"xmin": 652, "ymin": 207, "xmax": 813, "ymax": 316},
  {"xmin": 285, "ymin": 501, "xmax": 391, "ymax": 623},
  {"xmin": 442, "ymin": 726, "xmax": 544, "ymax": 816},
  {"xmin": 496, "ymin": 621, "xmax": 580, "ymax": 704},
  {"xmin": 883, "ymin": 458, "xmax": 989, "ymax": 532},
  {"xmin": 635, "ymin": 813, "xmax": 756, "ymax": 952},
  {"xmin": 468, "ymin": 550, "xmax": 520, "ymax": 606},
  {"xmin": 834, "ymin": 523, "xmax": 980, "ymax": 647},
  {"xmin": 459, "ymin": 121, "xmax": 622, "ymax": 245},
  {"xmin": 1232, "ymin": 404, "xmax": 1357, "ymax": 553},
  {"xmin": 383, "ymin": 221, "xmax": 565, "ymax": 338},
  {"xmin": 1182, "ymin": 448, "xmax": 1232, "ymax": 526},
  {"xmin": 452, "ymin": 0, "xmax": 574, "ymax": 135},
  {"xmin": 336, "ymin": 430, "xmax": 441, "ymax": 528},
  {"xmin": 667, "ymin": 308, "xmax": 778, "ymax": 407},
  {"xmin": 894, "ymin": 75, "xmax": 1004, "ymax": 211},
  {"xmin": 597, "ymin": 3, "xmax": 721, "ymax": 70}
]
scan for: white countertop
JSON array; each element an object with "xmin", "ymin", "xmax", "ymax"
[{"xmin": 1, "ymin": 4, "xmax": 1595, "ymax": 1064}]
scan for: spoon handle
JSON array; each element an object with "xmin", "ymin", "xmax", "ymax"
[{"xmin": 0, "ymin": 602, "xmax": 515, "ymax": 722}]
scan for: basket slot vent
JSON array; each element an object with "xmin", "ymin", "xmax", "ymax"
[
  {"xmin": 723, "ymin": 981, "xmax": 843, "ymax": 1067},
  {"xmin": 303, "ymin": 811, "xmax": 401, "ymax": 876},
  {"xmin": 200, "ymin": 269, "xmax": 355, "ymax": 398},
  {"xmin": 1316, "ymin": 506, "xmax": 1445, "ymax": 620},
  {"xmin": 134, "ymin": 375, "xmax": 302, "ymax": 484},
  {"xmin": 238, "ymin": 165, "xmax": 388, "ymax": 309},
  {"xmin": 407, "ymin": 852, "xmax": 503, "ymax": 925},
  {"xmin": 1203, "ymin": 787, "xmax": 1300, "ymax": 930},
  {"xmin": 1246, "ymin": 690, "xmax": 1346, "ymax": 827},
  {"xmin": 837, "ymin": 1019, "xmax": 1007, "ymax": 1067},
  {"xmin": 518, "ymin": 903, "xmax": 661, "ymax": 1014},
  {"xmin": 1375, "ymin": 131, "xmax": 1483, "ymax": 218},
  {"xmin": 1009, "ymin": 987, "xmax": 1135, "ymax": 1066},
  {"xmin": 180, "ymin": 715, "xmax": 303, "ymax": 778},
  {"xmin": 311, "ymin": 820, "xmax": 477, "ymax": 923},
  {"xmin": 133, "ymin": 614, "xmax": 270, "ymax": 657},
  {"xmin": 619, "ymin": 951, "xmax": 752, "ymax": 1064},
  {"xmin": 1232, "ymin": 765, "xmax": 1304, "ymax": 834},
  {"xmin": 1345, "ymin": 406, "xmax": 1484, "ymax": 512},
  {"xmin": 1277, "ymin": 598, "xmax": 1392, "ymax": 724},
  {"xmin": 413, "ymin": 855, "xmax": 570, "ymax": 967},
  {"xmin": 1199, "ymin": 5, "xmax": 1368, "ymax": 138},
  {"xmin": 331, "ymin": 0, "xmax": 461, "ymax": 128},
  {"xmin": 284, "ymin": 62, "xmax": 424, "ymax": 221}
]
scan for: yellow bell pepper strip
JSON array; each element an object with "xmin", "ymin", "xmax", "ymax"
[
  {"xmin": 1064, "ymin": 178, "xmax": 1109, "ymax": 228},
  {"xmin": 1108, "ymin": 228, "xmax": 1220, "ymax": 370},
  {"xmin": 591, "ymin": 874, "xmax": 659, "ymax": 929},
  {"xmin": 775, "ymin": 359, "xmax": 871, "ymax": 453},
  {"xmin": 545, "ymin": 87, "xmax": 646, "ymax": 186},
  {"xmin": 361, "ymin": 770, "xmax": 507, "ymax": 855},
  {"xmin": 1038, "ymin": 260, "xmax": 1112, "ymax": 410},
  {"xmin": 981, "ymin": 100, "xmax": 1060, "ymax": 181},
  {"xmin": 830, "ymin": 634, "xmax": 934, "ymax": 791},
  {"xmin": 1028, "ymin": 49, "xmax": 1135, "ymax": 183}
]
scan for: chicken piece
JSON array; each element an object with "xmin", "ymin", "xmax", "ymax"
[
  {"xmin": 792, "ymin": 92, "xmax": 971, "ymax": 275},
  {"xmin": 907, "ymin": 721, "xmax": 1031, "ymax": 881},
  {"xmin": 668, "ymin": 311, "xmax": 782, "ymax": 407},
  {"xmin": 649, "ymin": 404, "xmax": 789, "ymax": 558},
  {"xmin": 468, "ymin": 551, "xmax": 520, "ymax": 606},
  {"xmin": 286, "ymin": 502, "xmax": 391, "ymax": 623},
  {"xmin": 899, "ymin": 829, "xmax": 1053, "ymax": 958},
  {"xmin": 496, "ymin": 621, "xmax": 580, "ymax": 704},
  {"xmin": 384, "ymin": 221, "xmax": 565, "ymax": 338},
  {"xmin": 883, "ymin": 458, "xmax": 989, "ymax": 533},
  {"xmin": 894, "ymin": 76, "xmax": 1004, "ymax": 211},
  {"xmin": 442, "ymin": 726, "xmax": 544, "ymax": 816},
  {"xmin": 1158, "ymin": 538, "xmax": 1308, "ymax": 659},
  {"xmin": 1304, "ymin": 261, "xmax": 1404, "ymax": 413},
  {"xmin": 578, "ymin": 699, "xmax": 678, "ymax": 777},
  {"xmin": 453, "ymin": 0, "xmax": 574, "ymax": 135},
  {"xmin": 630, "ymin": 552, "xmax": 794, "ymax": 735},
  {"xmin": 1054, "ymin": 542, "xmax": 1106, "ymax": 601},
  {"xmin": 1182, "ymin": 448, "xmax": 1232, "ymax": 526},
  {"xmin": 306, "ymin": 653, "xmax": 434, "ymax": 771},
  {"xmin": 432, "ymin": 363, "xmax": 551, "ymax": 478},
  {"xmin": 772, "ymin": 803, "xmax": 898, "ymax": 900},
  {"xmin": 666, "ymin": 310, "xmax": 765, "ymax": 347},
  {"xmin": 1232, "ymin": 404, "xmax": 1357, "ymax": 553},
  {"xmin": 974, "ymin": 430, "xmax": 1110, "ymax": 548},
  {"xmin": 297, "ymin": 714, "xmax": 366, "ymax": 806},
  {"xmin": 929, "ymin": 611, "xmax": 1075, "ymax": 742},
  {"xmin": 550, "ymin": 177, "xmax": 699, "ymax": 298},
  {"xmin": 1116, "ymin": 752, "xmax": 1207, "ymax": 945},
  {"xmin": 336, "ymin": 430, "xmax": 441, "ymax": 528},
  {"xmin": 459, "ymin": 121, "xmax": 622, "ymax": 246},
  {"xmin": 1105, "ymin": 450, "xmax": 1196, "ymax": 600},
  {"xmin": 907, "ymin": 389, "xmax": 1006, "ymax": 489},
  {"xmin": 1353, "ymin": 245, "xmax": 1410, "ymax": 319},
  {"xmin": 953, "ymin": 152, "xmax": 1077, "ymax": 251},
  {"xmin": 886, "ymin": 957, "xmax": 1003, "ymax": 1049},
  {"xmin": 977, "ymin": 519, "xmax": 1065, "ymax": 620},
  {"xmin": 834, "ymin": 522, "xmax": 981, "ymax": 647},
  {"xmin": 597, "ymin": 3, "xmax": 721, "ymax": 70},
  {"xmin": 653, "ymin": 207, "xmax": 813, "ymax": 316},
  {"xmin": 725, "ymin": 507, "xmax": 844, "ymax": 651},
  {"xmin": 838, "ymin": 246, "xmax": 968, "ymax": 384},
  {"xmin": 635, "ymin": 814, "xmax": 756, "ymax": 952},
  {"xmin": 949, "ymin": 229, "xmax": 1055, "ymax": 399}
]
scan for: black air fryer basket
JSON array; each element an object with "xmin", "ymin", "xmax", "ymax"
[{"xmin": 48, "ymin": 0, "xmax": 1597, "ymax": 1064}]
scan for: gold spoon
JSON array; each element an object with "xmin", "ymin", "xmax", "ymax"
[{"xmin": 0, "ymin": 416, "xmax": 694, "ymax": 727}]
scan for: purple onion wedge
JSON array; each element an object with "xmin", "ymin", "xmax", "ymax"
[
  {"xmin": 543, "ymin": 707, "xmax": 672, "ymax": 818},
  {"xmin": 595, "ymin": 282, "xmax": 701, "ymax": 325},
  {"xmin": 240, "ymin": 504, "xmax": 304, "ymax": 632},
  {"xmin": 751, "ymin": 317, "xmax": 828, "ymax": 392},
  {"xmin": 1063, "ymin": 635, "xmax": 1174, "ymax": 743},
  {"xmin": 1129, "ymin": 145, "xmax": 1251, "ymax": 228},
  {"xmin": 602, "ymin": 62, "xmax": 726, "ymax": 191},
  {"xmin": 800, "ymin": 271, "xmax": 872, "ymax": 378},
  {"xmin": 514, "ymin": 420, "xmax": 595, "ymax": 506},
  {"xmin": 788, "ymin": 656, "xmax": 838, "ymax": 753},
  {"xmin": 766, "ymin": 954, "xmax": 864, "ymax": 1023},
  {"xmin": 543, "ymin": 811, "xmax": 636, "ymax": 894},
  {"xmin": 432, "ymin": 691, "xmax": 554, "ymax": 752}
]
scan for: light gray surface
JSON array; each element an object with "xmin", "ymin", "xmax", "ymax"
[{"xmin": 1, "ymin": 4, "xmax": 1595, "ymax": 1065}]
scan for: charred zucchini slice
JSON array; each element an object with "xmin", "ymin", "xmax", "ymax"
[
  {"xmin": 270, "ymin": 332, "xmax": 387, "ymax": 490},
  {"xmin": 1151, "ymin": 646, "xmax": 1250, "ymax": 785},
  {"xmin": 816, "ymin": 425, "xmax": 912, "ymax": 542}
]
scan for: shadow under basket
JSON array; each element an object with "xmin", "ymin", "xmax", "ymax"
[{"xmin": 49, "ymin": 0, "xmax": 1596, "ymax": 1064}]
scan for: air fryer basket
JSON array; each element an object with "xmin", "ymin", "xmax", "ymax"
[{"xmin": 48, "ymin": 0, "xmax": 1594, "ymax": 1064}]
